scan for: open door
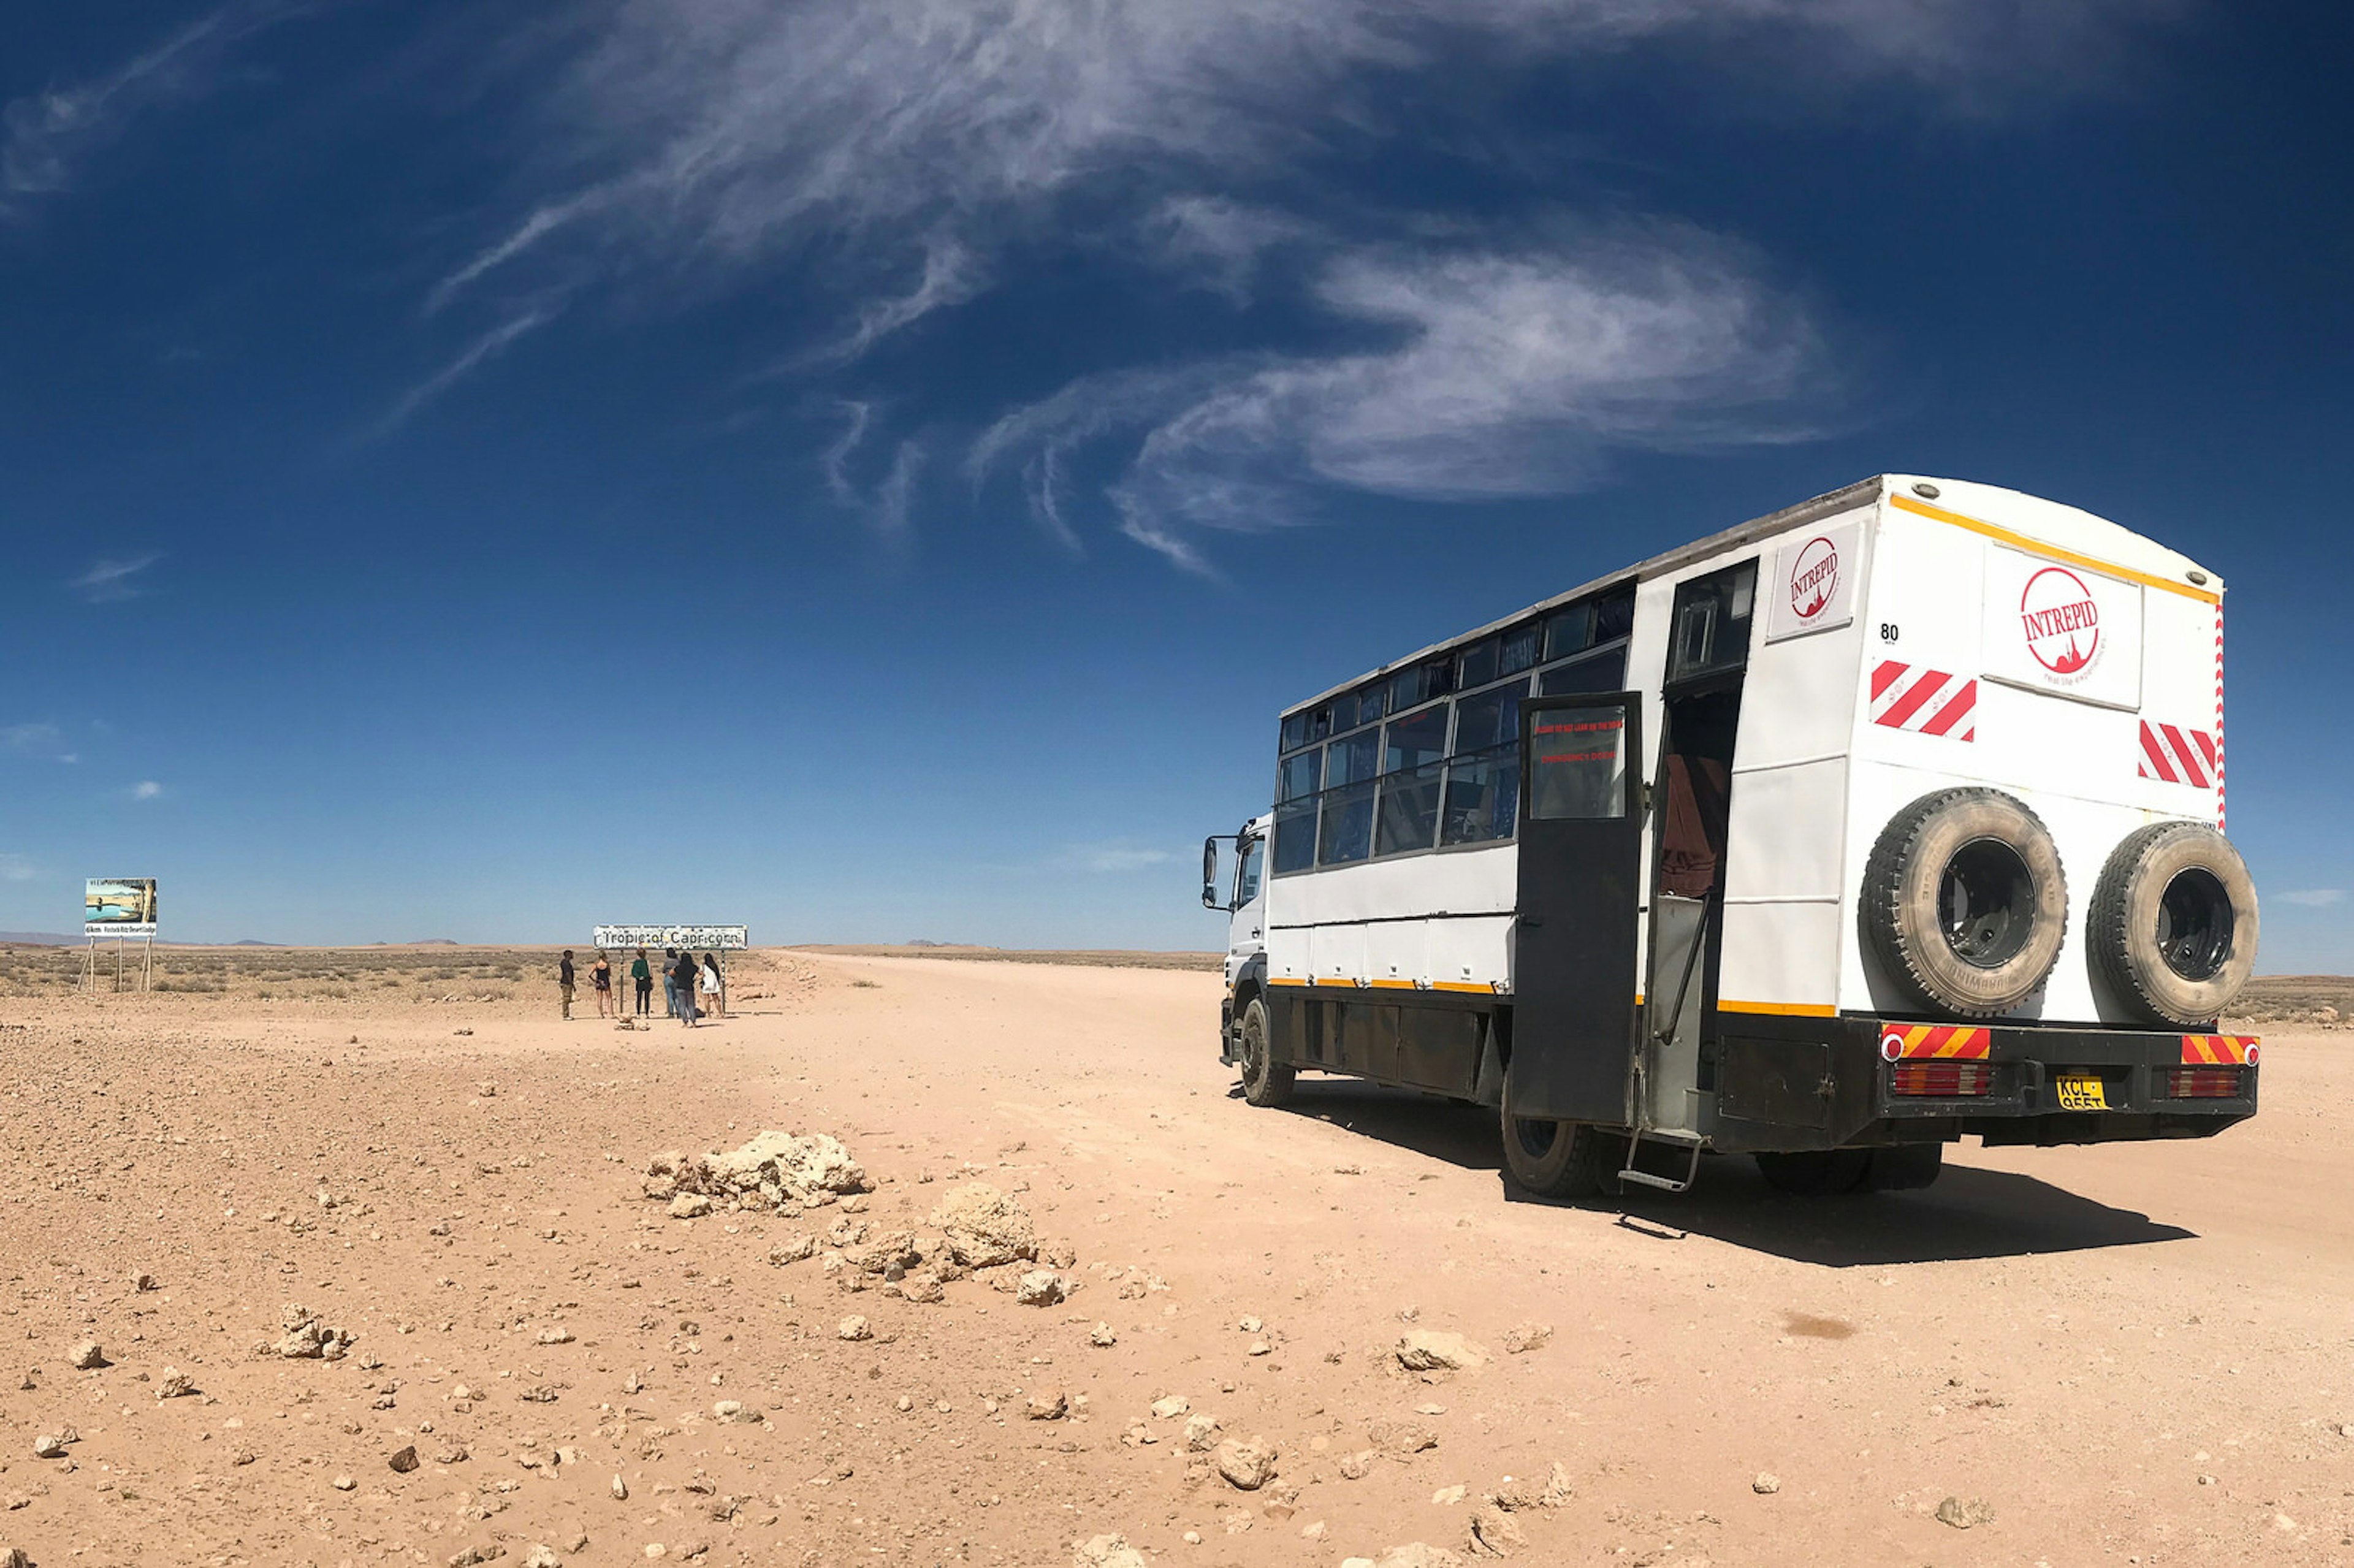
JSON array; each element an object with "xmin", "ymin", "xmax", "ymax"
[{"xmin": 1510, "ymin": 692, "xmax": 1645, "ymax": 1123}]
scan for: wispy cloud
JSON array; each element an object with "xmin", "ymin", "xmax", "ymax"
[
  {"xmin": 70, "ymin": 553, "xmax": 164, "ymax": 604},
  {"xmin": 370, "ymin": 305, "xmax": 561, "ymax": 440},
  {"xmin": 0, "ymin": 853, "xmax": 37, "ymax": 883},
  {"xmin": 1, "ymin": 723, "xmax": 80, "ymax": 764},
  {"xmin": 870, "ymin": 440, "xmax": 925, "ymax": 547},
  {"xmin": 2279, "ymin": 889, "xmax": 2347, "ymax": 908},
  {"xmin": 1, "ymin": 0, "xmax": 301, "ymax": 215},
  {"xmin": 1072, "ymin": 844, "xmax": 1178, "ymax": 874},
  {"xmin": 128, "ymin": 780, "xmax": 165, "ymax": 802},
  {"xmin": 976, "ymin": 226, "xmax": 1832, "ymax": 566}
]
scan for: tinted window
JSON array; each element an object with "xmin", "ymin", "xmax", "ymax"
[
  {"xmin": 1594, "ymin": 588, "xmax": 1634, "ymax": 645},
  {"xmin": 1273, "ymin": 801, "xmax": 1318, "ymax": 874},
  {"xmin": 1539, "ymin": 645, "xmax": 1627, "ymax": 696},
  {"xmin": 1324, "ymin": 730, "xmax": 1379, "ymax": 788},
  {"xmin": 1280, "ymin": 713, "xmax": 1308, "ymax": 753},
  {"xmin": 1499, "ymin": 622, "xmax": 1539, "ymax": 676},
  {"xmin": 1542, "ymin": 603, "xmax": 1593, "ymax": 661},
  {"xmin": 1666, "ymin": 563, "xmax": 1756, "ymax": 683},
  {"xmin": 1278, "ymin": 752, "xmax": 1321, "ymax": 803},
  {"xmin": 1529, "ymin": 705, "xmax": 1630, "ymax": 820},
  {"xmin": 1452, "ymin": 678, "xmax": 1528, "ymax": 755},
  {"xmin": 1441, "ymin": 745, "xmax": 1519, "ymax": 847},
  {"xmin": 1317, "ymin": 782, "xmax": 1375, "ymax": 866},
  {"xmin": 1388, "ymin": 656, "xmax": 1454, "ymax": 714},
  {"xmin": 1306, "ymin": 705, "xmax": 1333, "ymax": 745},
  {"xmin": 1456, "ymin": 636, "xmax": 1499, "ymax": 691},
  {"xmin": 1236, "ymin": 839, "xmax": 1263, "ymax": 904},
  {"xmin": 1375, "ymin": 764, "xmax": 1443, "ymax": 856},
  {"xmin": 1384, "ymin": 704, "xmax": 1450, "ymax": 774}
]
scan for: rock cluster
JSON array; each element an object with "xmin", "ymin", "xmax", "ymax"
[
  {"xmin": 266, "ymin": 1303, "xmax": 354, "ymax": 1360},
  {"xmin": 643, "ymin": 1131, "xmax": 871, "ymax": 1212}
]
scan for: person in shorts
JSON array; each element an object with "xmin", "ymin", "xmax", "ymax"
[
  {"xmin": 558, "ymin": 950, "xmax": 576, "ymax": 1021},
  {"xmin": 698, "ymin": 951, "xmax": 723, "ymax": 1019},
  {"xmin": 591, "ymin": 951, "xmax": 614, "ymax": 1018}
]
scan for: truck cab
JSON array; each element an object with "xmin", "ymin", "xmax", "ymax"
[{"xmin": 1203, "ymin": 815, "xmax": 1268, "ymax": 1065}]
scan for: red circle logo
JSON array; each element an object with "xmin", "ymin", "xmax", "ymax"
[
  {"xmin": 1789, "ymin": 536, "xmax": 1840, "ymax": 622},
  {"xmin": 2019, "ymin": 566, "xmax": 2101, "ymax": 676}
]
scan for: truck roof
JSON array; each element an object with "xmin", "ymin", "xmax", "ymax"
[{"xmin": 1278, "ymin": 474, "xmax": 2220, "ymax": 720}]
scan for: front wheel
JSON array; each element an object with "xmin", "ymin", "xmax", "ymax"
[{"xmin": 1237, "ymin": 997, "xmax": 1295, "ymax": 1107}]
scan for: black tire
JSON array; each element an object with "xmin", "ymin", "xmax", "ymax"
[
  {"xmin": 1754, "ymin": 1149, "xmax": 1873, "ymax": 1195},
  {"xmin": 1236, "ymin": 997, "xmax": 1295, "ymax": 1107},
  {"xmin": 1862, "ymin": 788, "xmax": 2069, "ymax": 1017},
  {"xmin": 1858, "ymin": 1143, "xmax": 1943, "ymax": 1192},
  {"xmin": 1499, "ymin": 1079, "xmax": 1620, "ymax": 1200},
  {"xmin": 2089, "ymin": 821, "xmax": 2259, "ymax": 1027}
]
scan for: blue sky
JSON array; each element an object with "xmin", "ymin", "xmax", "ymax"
[{"xmin": 1, "ymin": 1, "xmax": 2348, "ymax": 962}]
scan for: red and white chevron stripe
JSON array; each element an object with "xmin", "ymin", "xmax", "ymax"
[
  {"xmin": 2214, "ymin": 606, "xmax": 2226, "ymax": 829},
  {"xmin": 2139, "ymin": 720, "xmax": 2219, "ymax": 788},
  {"xmin": 1870, "ymin": 661, "xmax": 1976, "ymax": 741}
]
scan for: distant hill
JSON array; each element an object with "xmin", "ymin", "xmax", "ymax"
[{"xmin": 0, "ymin": 931, "xmax": 77, "ymax": 946}]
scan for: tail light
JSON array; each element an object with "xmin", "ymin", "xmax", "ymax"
[
  {"xmin": 1891, "ymin": 1061, "xmax": 1992, "ymax": 1097},
  {"xmin": 2165, "ymin": 1067, "xmax": 2244, "ymax": 1098}
]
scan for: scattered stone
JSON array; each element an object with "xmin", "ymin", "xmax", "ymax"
[
  {"xmin": 767, "ymin": 1235, "xmax": 817, "ymax": 1265},
  {"xmin": 1466, "ymin": 1504, "xmax": 1525, "ymax": 1557},
  {"xmin": 1026, "ymin": 1390, "xmax": 1069, "ymax": 1421},
  {"xmin": 1935, "ymin": 1496, "xmax": 1994, "ymax": 1529},
  {"xmin": 388, "ymin": 1444, "xmax": 421, "ymax": 1474},
  {"xmin": 612, "ymin": 1474, "xmax": 629, "ymax": 1500},
  {"xmin": 1369, "ymin": 1418, "xmax": 1439, "ymax": 1455},
  {"xmin": 1072, "ymin": 1532, "xmax": 1149, "ymax": 1568},
  {"xmin": 1238, "ymin": 1317, "xmax": 1263, "ymax": 1333},
  {"xmin": 332, "ymin": 1474, "xmax": 357, "ymax": 1491},
  {"xmin": 897, "ymin": 1271, "xmax": 946, "ymax": 1304},
  {"xmin": 929, "ymin": 1182, "xmax": 1038, "ymax": 1267},
  {"xmin": 69, "ymin": 1341, "xmax": 104, "ymax": 1370},
  {"xmin": 837, "ymin": 1316, "xmax": 872, "ymax": 1342},
  {"xmin": 1214, "ymin": 1437, "xmax": 1278, "ymax": 1491},
  {"xmin": 1369, "ymin": 1545, "xmax": 1466, "ymax": 1568},
  {"xmin": 156, "ymin": 1367, "xmax": 195, "ymax": 1399},
  {"xmin": 714, "ymin": 1400, "xmax": 745, "ymax": 1422},
  {"xmin": 1247, "ymin": 1339, "xmax": 1271, "ymax": 1357},
  {"xmin": 1303, "ymin": 1521, "xmax": 1328, "ymax": 1541},
  {"xmin": 668, "ymin": 1193, "xmax": 712, "ymax": 1220},
  {"xmin": 1089, "ymin": 1322, "xmax": 1118, "ymax": 1347},
  {"xmin": 4, "ymin": 1547, "xmax": 26, "ymax": 1568},
  {"xmin": 1183, "ymin": 1414, "xmax": 1222, "ymax": 1452},
  {"xmin": 448, "ymin": 1547, "xmax": 506, "ymax": 1566},
  {"xmin": 1338, "ymin": 1449, "xmax": 1377, "ymax": 1480},
  {"xmin": 134, "ymin": 1273, "xmax": 160, "ymax": 1292},
  {"xmin": 271, "ymin": 1303, "xmax": 353, "ymax": 1361},
  {"xmin": 524, "ymin": 1548, "xmax": 562, "ymax": 1568},
  {"xmin": 1396, "ymin": 1331, "xmax": 1486, "ymax": 1373},
  {"xmin": 1491, "ymin": 1463, "xmax": 1572, "ymax": 1511},
  {"xmin": 1432, "ymin": 1485, "xmax": 1468, "ymax": 1505},
  {"xmin": 1151, "ymin": 1395, "xmax": 1190, "ymax": 1420},
  {"xmin": 1752, "ymin": 1474, "xmax": 1781, "ymax": 1496},
  {"xmin": 644, "ymin": 1132, "xmax": 870, "ymax": 1211},
  {"xmin": 1017, "ymin": 1270, "xmax": 1068, "ymax": 1307},
  {"xmin": 31, "ymin": 1436, "xmax": 64, "ymax": 1460},
  {"xmin": 1499, "ymin": 1322, "xmax": 1552, "ymax": 1355}
]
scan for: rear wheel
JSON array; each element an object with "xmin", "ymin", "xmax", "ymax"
[
  {"xmin": 1862, "ymin": 788, "xmax": 2070, "ymax": 1016},
  {"xmin": 2090, "ymin": 822, "xmax": 2259, "ymax": 1026},
  {"xmin": 1859, "ymin": 1143, "xmax": 1944, "ymax": 1192},
  {"xmin": 1499, "ymin": 1078, "xmax": 1620, "ymax": 1199},
  {"xmin": 1237, "ymin": 997, "xmax": 1295, "ymax": 1107}
]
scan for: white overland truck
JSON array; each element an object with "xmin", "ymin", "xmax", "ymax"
[{"xmin": 1202, "ymin": 475, "xmax": 2260, "ymax": 1197}]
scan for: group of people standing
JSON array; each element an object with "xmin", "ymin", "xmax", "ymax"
[{"xmin": 560, "ymin": 946, "xmax": 725, "ymax": 1025}]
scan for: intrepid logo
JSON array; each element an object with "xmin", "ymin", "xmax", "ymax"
[
  {"xmin": 1788, "ymin": 536, "xmax": 1840, "ymax": 621},
  {"xmin": 2019, "ymin": 565, "xmax": 2102, "ymax": 677}
]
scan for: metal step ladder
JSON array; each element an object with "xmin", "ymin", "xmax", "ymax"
[{"xmin": 1618, "ymin": 1125, "xmax": 1707, "ymax": 1193}]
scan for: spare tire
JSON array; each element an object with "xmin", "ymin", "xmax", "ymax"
[
  {"xmin": 2089, "ymin": 821, "xmax": 2258, "ymax": 1026},
  {"xmin": 1862, "ymin": 788, "xmax": 2069, "ymax": 1017}
]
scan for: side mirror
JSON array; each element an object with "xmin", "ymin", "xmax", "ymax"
[{"xmin": 1202, "ymin": 837, "xmax": 1225, "ymax": 910}]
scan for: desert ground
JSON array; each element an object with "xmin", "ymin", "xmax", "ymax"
[{"xmin": 0, "ymin": 945, "xmax": 2349, "ymax": 1568}]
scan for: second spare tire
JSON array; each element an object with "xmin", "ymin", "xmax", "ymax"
[
  {"xmin": 1862, "ymin": 787, "xmax": 2070, "ymax": 1016},
  {"xmin": 2089, "ymin": 821, "xmax": 2258, "ymax": 1027}
]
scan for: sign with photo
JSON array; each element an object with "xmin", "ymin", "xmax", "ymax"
[{"xmin": 85, "ymin": 878, "xmax": 159, "ymax": 938}]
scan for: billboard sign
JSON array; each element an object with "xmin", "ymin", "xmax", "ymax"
[
  {"xmin": 592, "ymin": 924, "xmax": 748, "ymax": 951},
  {"xmin": 85, "ymin": 878, "xmax": 159, "ymax": 938}
]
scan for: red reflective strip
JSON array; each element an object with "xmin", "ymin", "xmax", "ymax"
[
  {"xmin": 2139, "ymin": 722, "xmax": 2179, "ymax": 783},
  {"xmin": 1919, "ymin": 680, "xmax": 1977, "ymax": 738},
  {"xmin": 2192, "ymin": 729, "xmax": 2218, "ymax": 771},
  {"xmin": 2162, "ymin": 725, "xmax": 2210, "ymax": 789},
  {"xmin": 1871, "ymin": 660, "xmax": 1906, "ymax": 699},
  {"xmin": 1878, "ymin": 669, "xmax": 1951, "ymax": 730}
]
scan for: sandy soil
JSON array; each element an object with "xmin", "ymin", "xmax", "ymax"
[{"xmin": 1, "ymin": 948, "xmax": 2349, "ymax": 1568}]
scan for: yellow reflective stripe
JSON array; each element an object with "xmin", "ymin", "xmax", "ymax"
[
  {"xmin": 1718, "ymin": 999, "xmax": 1838, "ymax": 1018},
  {"xmin": 1890, "ymin": 493, "xmax": 2219, "ymax": 604}
]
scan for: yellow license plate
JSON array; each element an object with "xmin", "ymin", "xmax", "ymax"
[{"xmin": 2054, "ymin": 1073, "xmax": 2108, "ymax": 1111}]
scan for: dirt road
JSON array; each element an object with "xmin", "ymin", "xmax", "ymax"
[{"xmin": 1, "ymin": 948, "xmax": 2348, "ymax": 1567}]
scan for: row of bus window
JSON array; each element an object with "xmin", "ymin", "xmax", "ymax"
[
  {"xmin": 1276, "ymin": 587, "xmax": 1634, "ymax": 757},
  {"xmin": 1271, "ymin": 636, "xmax": 1631, "ymax": 874}
]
